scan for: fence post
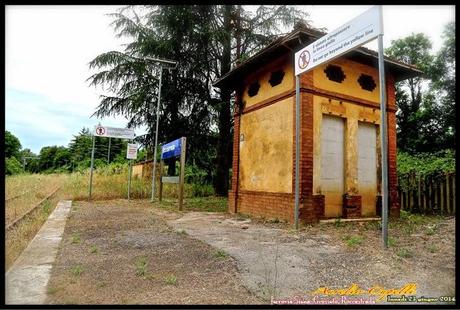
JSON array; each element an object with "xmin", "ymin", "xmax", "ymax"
[
  {"xmin": 417, "ymin": 174, "xmax": 421, "ymax": 211},
  {"xmin": 445, "ymin": 174, "xmax": 450, "ymax": 214},
  {"xmin": 439, "ymin": 178, "xmax": 446, "ymax": 214},
  {"xmin": 453, "ymin": 175, "xmax": 456, "ymax": 215}
]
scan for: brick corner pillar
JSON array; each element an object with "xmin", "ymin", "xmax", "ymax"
[
  {"xmin": 297, "ymin": 70, "xmax": 317, "ymax": 223},
  {"xmin": 343, "ymin": 194, "xmax": 362, "ymax": 218},
  {"xmin": 386, "ymin": 75, "xmax": 400, "ymax": 218},
  {"xmin": 228, "ymin": 90, "xmax": 243, "ymax": 214}
]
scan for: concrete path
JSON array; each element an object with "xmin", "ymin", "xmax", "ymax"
[
  {"xmin": 167, "ymin": 212, "xmax": 341, "ymax": 300},
  {"xmin": 167, "ymin": 211, "xmax": 454, "ymax": 303},
  {"xmin": 6, "ymin": 200, "xmax": 72, "ymax": 305}
]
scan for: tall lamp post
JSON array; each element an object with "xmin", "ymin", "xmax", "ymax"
[{"xmin": 144, "ymin": 57, "xmax": 178, "ymax": 202}]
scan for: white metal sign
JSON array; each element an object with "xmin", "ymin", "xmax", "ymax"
[
  {"xmin": 294, "ymin": 6, "xmax": 382, "ymax": 75},
  {"xmin": 126, "ymin": 143, "xmax": 138, "ymax": 159},
  {"xmin": 94, "ymin": 125, "xmax": 135, "ymax": 140}
]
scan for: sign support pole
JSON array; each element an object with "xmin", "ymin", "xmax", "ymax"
[
  {"xmin": 159, "ymin": 160, "xmax": 164, "ymax": 202},
  {"xmin": 294, "ymin": 75, "xmax": 300, "ymax": 230},
  {"xmin": 178, "ymin": 137, "xmax": 186, "ymax": 211},
  {"xmin": 151, "ymin": 67, "xmax": 163, "ymax": 202},
  {"xmin": 108, "ymin": 137, "xmax": 111, "ymax": 163},
  {"xmin": 128, "ymin": 140, "xmax": 133, "ymax": 200},
  {"xmin": 89, "ymin": 134, "xmax": 96, "ymax": 199},
  {"xmin": 378, "ymin": 6, "xmax": 389, "ymax": 249}
]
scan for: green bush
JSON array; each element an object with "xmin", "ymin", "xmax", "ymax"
[
  {"xmin": 397, "ymin": 150, "xmax": 455, "ymax": 191},
  {"xmin": 5, "ymin": 157, "xmax": 24, "ymax": 175},
  {"xmin": 190, "ymin": 183, "xmax": 214, "ymax": 197},
  {"xmin": 185, "ymin": 164, "xmax": 208, "ymax": 184}
]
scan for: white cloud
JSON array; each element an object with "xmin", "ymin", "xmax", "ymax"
[
  {"xmin": 6, "ymin": 5, "xmax": 129, "ymax": 116},
  {"xmin": 5, "ymin": 5, "xmax": 455, "ymax": 154}
]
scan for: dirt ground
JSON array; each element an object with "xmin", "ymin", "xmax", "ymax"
[
  {"xmin": 46, "ymin": 199, "xmax": 455, "ymax": 305},
  {"xmin": 168, "ymin": 211, "xmax": 455, "ymax": 304},
  {"xmin": 45, "ymin": 199, "xmax": 261, "ymax": 304}
]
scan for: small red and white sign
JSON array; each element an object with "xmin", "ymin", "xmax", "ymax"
[{"xmin": 126, "ymin": 143, "xmax": 138, "ymax": 160}]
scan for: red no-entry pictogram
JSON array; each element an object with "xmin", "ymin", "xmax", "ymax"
[{"xmin": 95, "ymin": 126, "xmax": 105, "ymax": 135}]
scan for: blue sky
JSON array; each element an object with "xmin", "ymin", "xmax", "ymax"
[{"xmin": 5, "ymin": 5, "xmax": 455, "ymax": 154}]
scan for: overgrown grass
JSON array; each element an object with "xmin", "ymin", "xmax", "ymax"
[
  {"xmin": 342, "ymin": 235, "xmax": 363, "ymax": 247},
  {"xmin": 164, "ymin": 274, "xmax": 178, "ymax": 285},
  {"xmin": 396, "ymin": 248, "xmax": 413, "ymax": 258},
  {"xmin": 135, "ymin": 256, "xmax": 148, "ymax": 277},
  {"xmin": 89, "ymin": 245, "xmax": 98, "ymax": 254},
  {"xmin": 71, "ymin": 233, "xmax": 81, "ymax": 244},
  {"xmin": 5, "ymin": 174, "xmax": 67, "ymax": 270},
  {"xmin": 5, "ymin": 171, "xmax": 223, "ymax": 271},
  {"xmin": 71, "ymin": 265, "xmax": 84, "ymax": 276},
  {"xmin": 214, "ymin": 249, "xmax": 229, "ymax": 259},
  {"xmin": 334, "ymin": 217, "xmax": 345, "ymax": 228},
  {"xmin": 65, "ymin": 169, "xmax": 216, "ymax": 201}
]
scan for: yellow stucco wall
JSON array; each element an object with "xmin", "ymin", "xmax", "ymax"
[
  {"xmin": 312, "ymin": 95, "xmax": 380, "ymax": 217},
  {"xmin": 239, "ymin": 97, "xmax": 293, "ymax": 193},
  {"xmin": 313, "ymin": 58, "xmax": 380, "ymax": 103},
  {"xmin": 242, "ymin": 57, "xmax": 294, "ymax": 108}
]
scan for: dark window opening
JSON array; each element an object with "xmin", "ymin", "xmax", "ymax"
[
  {"xmin": 358, "ymin": 74, "xmax": 376, "ymax": 92},
  {"xmin": 268, "ymin": 70, "xmax": 285, "ymax": 87},
  {"xmin": 248, "ymin": 81, "xmax": 260, "ymax": 97},
  {"xmin": 324, "ymin": 65, "xmax": 346, "ymax": 83}
]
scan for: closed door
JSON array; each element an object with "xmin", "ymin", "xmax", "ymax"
[
  {"xmin": 321, "ymin": 115, "xmax": 345, "ymax": 217},
  {"xmin": 358, "ymin": 122, "xmax": 377, "ymax": 216}
]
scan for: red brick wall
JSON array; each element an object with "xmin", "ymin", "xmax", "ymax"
[
  {"xmin": 228, "ymin": 90, "xmax": 242, "ymax": 214},
  {"xmin": 386, "ymin": 75, "xmax": 400, "ymax": 217},
  {"xmin": 237, "ymin": 191, "xmax": 295, "ymax": 222}
]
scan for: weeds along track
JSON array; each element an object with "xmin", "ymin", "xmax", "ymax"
[
  {"xmin": 5, "ymin": 186, "xmax": 61, "ymax": 231},
  {"xmin": 5, "ymin": 174, "xmax": 69, "ymax": 270},
  {"xmin": 5, "ymin": 187, "xmax": 38, "ymax": 202}
]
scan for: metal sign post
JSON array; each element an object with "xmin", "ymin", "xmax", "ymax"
[
  {"xmin": 128, "ymin": 157, "xmax": 132, "ymax": 200},
  {"xmin": 126, "ymin": 142, "xmax": 138, "ymax": 200},
  {"xmin": 151, "ymin": 68, "xmax": 163, "ymax": 202},
  {"xmin": 377, "ymin": 6, "xmax": 389, "ymax": 248},
  {"xmin": 294, "ymin": 75, "xmax": 300, "ymax": 230},
  {"xmin": 146, "ymin": 57, "xmax": 178, "ymax": 203},
  {"xmin": 89, "ymin": 134, "xmax": 96, "ymax": 199},
  {"xmin": 178, "ymin": 137, "xmax": 186, "ymax": 211},
  {"xmin": 293, "ymin": 6, "xmax": 388, "ymax": 245},
  {"xmin": 89, "ymin": 125, "xmax": 136, "ymax": 199},
  {"xmin": 108, "ymin": 137, "xmax": 111, "ymax": 163}
]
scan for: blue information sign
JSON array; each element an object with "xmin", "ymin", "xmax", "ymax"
[{"xmin": 161, "ymin": 138, "xmax": 182, "ymax": 159}]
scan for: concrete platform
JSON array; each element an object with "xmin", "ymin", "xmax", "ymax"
[{"xmin": 6, "ymin": 200, "xmax": 72, "ymax": 305}]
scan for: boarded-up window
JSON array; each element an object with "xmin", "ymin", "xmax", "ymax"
[{"xmin": 321, "ymin": 115, "xmax": 345, "ymax": 217}]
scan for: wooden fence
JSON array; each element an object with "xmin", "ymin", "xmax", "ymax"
[{"xmin": 398, "ymin": 173, "xmax": 455, "ymax": 215}]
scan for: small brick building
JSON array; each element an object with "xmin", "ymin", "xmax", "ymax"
[{"xmin": 214, "ymin": 26, "xmax": 422, "ymax": 224}]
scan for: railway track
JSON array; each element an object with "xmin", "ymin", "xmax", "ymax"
[
  {"xmin": 5, "ymin": 187, "xmax": 38, "ymax": 203},
  {"xmin": 5, "ymin": 186, "xmax": 61, "ymax": 231}
]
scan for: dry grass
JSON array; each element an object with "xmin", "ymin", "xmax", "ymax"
[
  {"xmin": 64, "ymin": 170, "xmax": 207, "ymax": 201},
  {"xmin": 5, "ymin": 171, "xmax": 219, "ymax": 271},
  {"xmin": 5, "ymin": 174, "xmax": 67, "ymax": 225}
]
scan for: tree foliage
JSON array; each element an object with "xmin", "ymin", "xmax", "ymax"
[
  {"xmin": 5, "ymin": 130, "xmax": 22, "ymax": 159},
  {"xmin": 6, "ymin": 157, "xmax": 24, "ymax": 175},
  {"xmin": 386, "ymin": 26, "xmax": 455, "ymax": 153},
  {"xmin": 87, "ymin": 5, "xmax": 310, "ymax": 195}
]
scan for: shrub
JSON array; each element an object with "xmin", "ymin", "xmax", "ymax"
[
  {"xmin": 397, "ymin": 150, "xmax": 455, "ymax": 191},
  {"xmin": 343, "ymin": 235, "xmax": 363, "ymax": 247},
  {"xmin": 6, "ymin": 157, "xmax": 24, "ymax": 175}
]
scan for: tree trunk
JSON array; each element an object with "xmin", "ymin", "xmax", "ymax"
[{"xmin": 214, "ymin": 5, "xmax": 233, "ymax": 196}]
